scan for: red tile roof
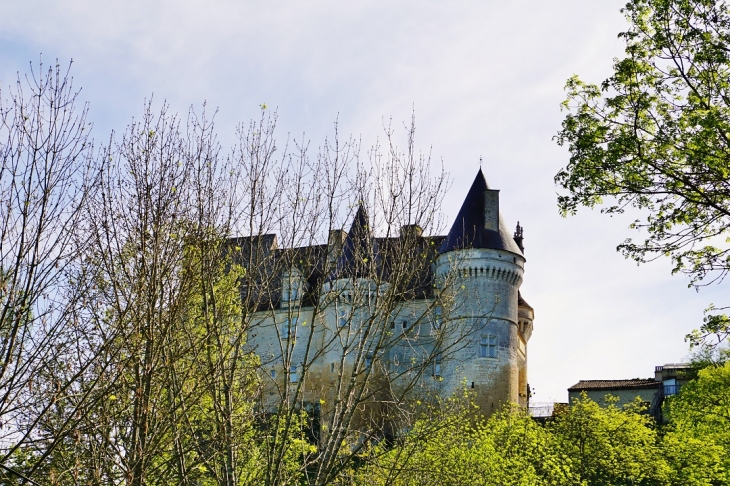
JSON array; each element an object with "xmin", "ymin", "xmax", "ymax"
[{"xmin": 568, "ymin": 379, "xmax": 659, "ymax": 391}]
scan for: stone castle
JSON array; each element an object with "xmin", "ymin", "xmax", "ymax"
[{"xmin": 240, "ymin": 168, "xmax": 534, "ymax": 419}]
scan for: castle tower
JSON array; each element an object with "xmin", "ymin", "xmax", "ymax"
[{"xmin": 435, "ymin": 169, "xmax": 530, "ymax": 412}]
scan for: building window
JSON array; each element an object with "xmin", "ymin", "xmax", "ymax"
[
  {"xmin": 433, "ymin": 355, "xmax": 442, "ymax": 378},
  {"xmin": 663, "ymin": 378, "xmax": 680, "ymax": 396},
  {"xmin": 338, "ymin": 310, "xmax": 348, "ymax": 327},
  {"xmin": 331, "ymin": 362, "xmax": 335, "ymax": 373},
  {"xmin": 432, "ymin": 307, "xmax": 442, "ymax": 331},
  {"xmin": 282, "ymin": 317, "xmax": 297, "ymax": 339},
  {"xmin": 270, "ymin": 369, "xmax": 276, "ymax": 378},
  {"xmin": 365, "ymin": 356, "xmax": 372, "ymax": 370},
  {"xmin": 283, "ymin": 274, "xmax": 303, "ymax": 303},
  {"xmin": 290, "ymin": 365, "xmax": 298, "ymax": 383},
  {"xmin": 402, "ymin": 320, "xmax": 408, "ymax": 329},
  {"xmin": 480, "ymin": 335, "xmax": 497, "ymax": 358}
]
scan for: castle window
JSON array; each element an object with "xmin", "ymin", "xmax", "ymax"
[
  {"xmin": 402, "ymin": 320, "xmax": 408, "ymax": 330},
  {"xmin": 432, "ymin": 308, "xmax": 442, "ymax": 331},
  {"xmin": 282, "ymin": 272, "xmax": 304, "ymax": 304},
  {"xmin": 331, "ymin": 362, "xmax": 335, "ymax": 373},
  {"xmin": 338, "ymin": 310, "xmax": 348, "ymax": 327},
  {"xmin": 270, "ymin": 369, "xmax": 276, "ymax": 378},
  {"xmin": 290, "ymin": 365, "xmax": 298, "ymax": 383},
  {"xmin": 433, "ymin": 355, "xmax": 442, "ymax": 378},
  {"xmin": 480, "ymin": 335, "xmax": 497, "ymax": 358},
  {"xmin": 365, "ymin": 356, "xmax": 372, "ymax": 370},
  {"xmin": 282, "ymin": 317, "xmax": 297, "ymax": 339}
]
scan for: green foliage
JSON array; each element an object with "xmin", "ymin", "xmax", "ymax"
[
  {"xmin": 165, "ymin": 242, "xmax": 266, "ymax": 485},
  {"xmin": 662, "ymin": 362, "xmax": 730, "ymax": 484},
  {"xmin": 357, "ymin": 399, "xmax": 575, "ymax": 486},
  {"xmin": 355, "ymin": 388, "xmax": 728, "ymax": 486},
  {"xmin": 671, "ymin": 360, "xmax": 730, "ymax": 434},
  {"xmin": 661, "ymin": 433, "xmax": 727, "ymax": 486},
  {"xmin": 261, "ymin": 410, "xmax": 315, "ymax": 485},
  {"xmin": 554, "ymin": 0, "xmax": 730, "ymax": 346},
  {"xmin": 551, "ymin": 393, "xmax": 669, "ymax": 485}
]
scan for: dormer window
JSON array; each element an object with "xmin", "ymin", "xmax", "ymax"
[
  {"xmin": 283, "ymin": 282, "xmax": 301, "ymax": 304},
  {"xmin": 281, "ymin": 317, "xmax": 297, "ymax": 339},
  {"xmin": 282, "ymin": 269, "xmax": 305, "ymax": 305}
]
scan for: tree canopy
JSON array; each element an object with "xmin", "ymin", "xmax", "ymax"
[{"xmin": 555, "ymin": 0, "xmax": 730, "ymax": 346}]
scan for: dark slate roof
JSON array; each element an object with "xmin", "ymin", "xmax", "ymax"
[
  {"xmin": 568, "ymin": 379, "xmax": 659, "ymax": 391},
  {"xmin": 230, "ymin": 235, "xmax": 330, "ymax": 311},
  {"xmin": 375, "ymin": 235, "xmax": 446, "ymax": 300},
  {"xmin": 439, "ymin": 169, "xmax": 523, "ymax": 256},
  {"xmin": 517, "ymin": 291, "xmax": 533, "ymax": 310},
  {"xmin": 229, "ymin": 229, "xmax": 447, "ymax": 311}
]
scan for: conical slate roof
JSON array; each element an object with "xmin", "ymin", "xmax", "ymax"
[
  {"xmin": 439, "ymin": 169, "xmax": 523, "ymax": 255},
  {"xmin": 518, "ymin": 291, "xmax": 533, "ymax": 310},
  {"xmin": 328, "ymin": 205, "xmax": 381, "ymax": 281}
]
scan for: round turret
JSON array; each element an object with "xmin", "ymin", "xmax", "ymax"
[{"xmin": 434, "ymin": 169, "xmax": 528, "ymax": 412}]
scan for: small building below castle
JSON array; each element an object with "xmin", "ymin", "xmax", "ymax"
[{"xmin": 568, "ymin": 362, "xmax": 693, "ymax": 421}]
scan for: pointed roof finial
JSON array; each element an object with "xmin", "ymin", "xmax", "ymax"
[
  {"xmin": 479, "ymin": 156, "xmax": 483, "ymax": 168},
  {"xmin": 513, "ymin": 221, "xmax": 524, "ymax": 253}
]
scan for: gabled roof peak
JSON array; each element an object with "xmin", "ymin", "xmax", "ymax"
[{"xmin": 327, "ymin": 204, "xmax": 381, "ymax": 281}]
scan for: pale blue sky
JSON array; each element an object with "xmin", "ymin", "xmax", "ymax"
[{"xmin": 2, "ymin": 0, "xmax": 725, "ymax": 403}]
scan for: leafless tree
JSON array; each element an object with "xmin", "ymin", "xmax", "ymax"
[
  {"xmin": 78, "ymin": 101, "xmax": 221, "ymax": 485},
  {"xmin": 229, "ymin": 113, "xmax": 480, "ymax": 485},
  {"xmin": 0, "ymin": 60, "xmax": 105, "ymax": 483}
]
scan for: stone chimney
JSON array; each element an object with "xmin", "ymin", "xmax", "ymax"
[
  {"xmin": 328, "ymin": 229, "xmax": 347, "ymax": 248},
  {"xmin": 327, "ymin": 229, "xmax": 347, "ymax": 264},
  {"xmin": 483, "ymin": 189, "xmax": 500, "ymax": 232}
]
